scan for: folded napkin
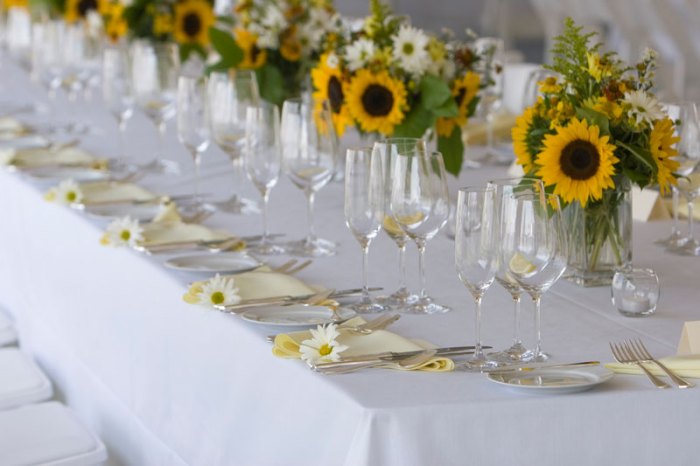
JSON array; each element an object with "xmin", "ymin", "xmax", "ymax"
[
  {"xmin": 0, "ymin": 117, "xmax": 25, "ymax": 136},
  {"xmin": 0, "ymin": 146, "xmax": 102, "ymax": 168},
  {"xmin": 605, "ymin": 354, "xmax": 700, "ymax": 378},
  {"xmin": 272, "ymin": 317, "xmax": 454, "ymax": 372},
  {"xmin": 674, "ymin": 199, "xmax": 700, "ymax": 221},
  {"xmin": 142, "ymin": 219, "xmax": 239, "ymax": 247},
  {"xmin": 80, "ymin": 181, "xmax": 156, "ymax": 204},
  {"xmin": 184, "ymin": 269, "xmax": 317, "ymax": 304},
  {"xmin": 461, "ymin": 112, "xmax": 517, "ymax": 146}
]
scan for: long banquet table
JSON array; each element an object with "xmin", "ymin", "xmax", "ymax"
[{"xmin": 1, "ymin": 59, "xmax": 700, "ymax": 466}]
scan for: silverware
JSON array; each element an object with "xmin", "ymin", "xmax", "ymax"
[
  {"xmin": 610, "ymin": 341, "xmax": 670, "ymax": 389},
  {"xmin": 137, "ymin": 234, "xmax": 285, "ymax": 254},
  {"xmin": 315, "ymin": 350, "xmax": 438, "ymax": 375},
  {"xmin": 285, "ymin": 259, "xmax": 312, "ymax": 275},
  {"xmin": 627, "ymin": 339, "xmax": 694, "ymax": 389},
  {"xmin": 265, "ymin": 313, "xmax": 401, "ymax": 343},
  {"xmin": 484, "ymin": 361, "xmax": 600, "ymax": 374},
  {"xmin": 215, "ymin": 287, "xmax": 383, "ymax": 312},
  {"xmin": 270, "ymin": 259, "xmax": 298, "ymax": 274},
  {"xmin": 78, "ymin": 193, "xmax": 203, "ymax": 208}
]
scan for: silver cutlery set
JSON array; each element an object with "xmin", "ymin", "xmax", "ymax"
[{"xmin": 610, "ymin": 339, "xmax": 694, "ymax": 389}]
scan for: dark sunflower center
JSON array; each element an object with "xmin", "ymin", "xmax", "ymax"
[
  {"xmin": 77, "ymin": 0, "xmax": 97, "ymax": 17},
  {"xmin": 361, "ymin": 84, "xmax": 394, "ymax": 117},
  {"xmin": 183, "ymin": 12, "xmax": 202, "ymax": 37},
  {"xmin": 327, "ymin": 76, "xmax": 344, "ymax": 114},
  {"xmin": 455, "ymin": 87, "xmax": 467, "ymax": 107},
  {"xmin": 250, "ymin": 44, "xmax": 262, "ymax": 64},
  {"xmin": 560, "ymin": 140, "xmax": 600, "ymax": 180}
]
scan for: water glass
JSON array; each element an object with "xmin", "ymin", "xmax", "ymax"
[
  {"xmin": 611, "ymin": 268, "xmax": 659, "ymax": 317},
  {"xmin": 177, "ymin": 75, "xmax": 211, "ymax": 205},
  {"xmin": 102, "ymin": 46, "xmax": 134, "ymax": 164}
]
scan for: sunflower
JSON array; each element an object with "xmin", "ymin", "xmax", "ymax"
[
  {"xmin": 235, "ymin": 28, "xmax": 267, "ymax": 69},
  {"xmin": 346, "ymin": 69, "xmax": 407, "ymax": 135},
  {"xmin": 106, "ymin": 14, "xmax": 127, "ymax": 43},
  {"xmin": 436, "ymin": 71, "xmax": 480, "ymax": 137},
  {"xmin": 537, "ymin": 117, "xmax": 619, "ymax": 207},
  {"xmin": 311, "ymin": 53, "xmax": 351, "ymax": 136},
  {"xmin": 649, "ymin": 118, "xmax": 680, "ymax": 195},
  {"xmin": 64, "ymin": 0, "xmax": 102, "ymax": 23},
  {"xmin": 512, "ymin": 106, "xmax": 538, "ymax": 174},
  {"xmin": 153, "ymin": 11, "xmax": 173, "ymax": 37},
  {"xmin": 173, "ymin": 0, "xmax": 214, "ymax": 47},
  {"xmin": 280, "ymin": 26, "xmax": 301, "ymax": 62},
  {"xmin": 3, "ymin": 0, "xmax": 28, "ymax": 8},
  {"xmin": 538, "ymin": 76, "xmax": 560, "ymax": 94}
]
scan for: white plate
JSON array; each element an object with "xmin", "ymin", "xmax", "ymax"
[
  {"xmin": 83, "ymin": 202, "xmax": 161, "ymax": 222},
  {"xmin": 487, "ymin": 367, "xmax": 614, "ymax": 394},
  {"xmin": 165, "ymin": 252, "xmax": 261, "ymax": 274},
  {"xmin": 240, "ymin": 305, "xmax": 356, "ymax": 328}
]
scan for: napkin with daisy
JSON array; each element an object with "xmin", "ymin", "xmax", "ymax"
[
  {"xmin": 45, "ymin": 180, "xmax": 157, "ymax": 205},
  {"xmin": 0, "ymin": 145, "xmax": 105, "ymax": 169},
  {"xmin": 272, "ymin": 318, "xmax": 455, "ymax": 373}
]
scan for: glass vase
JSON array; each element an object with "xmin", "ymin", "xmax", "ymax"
[{"xmin": 565, "ymin": 181, "xmax": 632, "ymax": 287}]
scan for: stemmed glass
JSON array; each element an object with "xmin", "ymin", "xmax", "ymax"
[
  {"xmin": 390, "ymin": 151, "xmax": 451, "ymax": 314},
  {"xmin": 344, "ymin": 147, "xmax": 386, "ymax": 313},
  {"xmin": 475, "ymin": 37, "xmax": 505, "ymax": 161},
  {"xmin": 207, "ymin": 70, "xmax": 259, "ymax": 213},
  {"xmin": 281, "ymin": 97, "xmax": 338, "ymax": 257},
  {"xmin": 102, "ymin": 46, "xmax": 134, "ymax": 166},
  {"xmin": 245, "ymin": 102, "xmax": 285, "ymax": 255},
  {"xmin": 130, "ymin": 40, "xmax": 180, "ymax": 174},
  {"xmin": 501, "ymin": 192, "xmax": 567, "ymax": 362},
  {"xmin": 671, "ymin": 102, "xmax": 700, "ymax": 254},
  {"xmin": 488, "ymin": 177, "xmax": 545, "ymax": 362},
  {"xmin": 177, "ymin": 75, "xmax": 211, "ymax": 206},
  {"xmin": 455, "ymin": 187, "xmax": 500, "ymax": 371},
  {"xmin": 373, "ymin": 137, "xmax": 425, "ymax": 309}
]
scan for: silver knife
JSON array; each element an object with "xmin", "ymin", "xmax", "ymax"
[
  {"xmin": 484, "ymin": 361, "xmax": 600, "ymax": 374},
  {"xmin": 216, "ymin": 287, "xmax": 383, "ymax": 312},
  {"xmin": 265, "ymin": 313, "xmax": 400, "ymax": 343}
]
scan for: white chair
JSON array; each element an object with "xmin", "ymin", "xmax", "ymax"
[
  {"xmin": 0, "ymin": 401, "xmax": 107, "ymax": 465},
  {"xmin": 0, "ymin": 348, "xmax": 52, "ymax": 410},
  {"xmin": 0, "ymin": 309, "xmax": 17, "ymax": 346}
]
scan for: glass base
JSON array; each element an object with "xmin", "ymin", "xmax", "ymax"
[
  {"xmin": 458, "ymin": 354, "xmax": 502, "ymax": 372},
  {"xmin": 376, "ymin": 289, "xmax": 419, "ymax": 311},
  {"xmin": 404, "ymin": 297, "xmax": 450, "ymax": 314},
  {"xmin": 488, "ymin": 342, "xmax": 528, "ymax": 363},
  {"xmin": 284, "ymin": 237, "xmax": 338, "ymax": 257},
  {"xmin": 214, "ymin": 195, "xmax": 260, "ymax": 214},
  {"xmin": 141, "ymin": 158, "xmax": 180, "ymax": 175},
  {"xmin": 655, "ymin": 229, "xmax": 685, "ymax": 248},
  {"xmin": 678, "ymin": 238, "xmax": 700, "ymax": 256},
  {"xmin": 521, "ymin": 350, "xmax": 550, "ymax": 363},
  {"xmin": 248, "ymin": 242, "xmax": 286, "ymax": 256},
  {"xmin": 348, "ymin": 301, "xmax": 387, "ymax": 314}
]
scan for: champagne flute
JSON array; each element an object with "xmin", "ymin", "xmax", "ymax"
[
  {"xmin": 130, "ymin": 40, "xmax": 180, "ymax": 174},
  {"xmin": 177, "ymin": 75, "xmax": 211, "ymax": 206},
  {"xmin": 102, "ymin": 46, "xmax": 134, "ymax": 166},
  {"xmin": 671, "ymin": 102, "xmax": 700, "ymax": 253},
  {"xmin": 344, "ymin": 147, "xmax": 386, "ymax": 313},
  {"xmin": 207, "ymin": 70, "xmax": 260, "ymax": 213},
  {"xmin": 501, "ymin": 192, "xmax": 567, "ymax": 362},
  {"xmin": 475, "ymin": 37, "xmax": 505, "ymax": 161},
  {"xmin": 390, "ymin": 151, "xmax": 451, "ymax": 314},
  {"xmin": 281, "ymin": 97, "xmax": 338, "ymax": 257},
  {"xmin": 245, "ymin": 102, "xmax": 285, "ymax": 255},
  {"xmin": 373, "ymin": 137, "xmax": 425, "ymax": 309},
  {"xmin": 455, "ymin": 187, "xmax": 500, "ymax": 371},
  {"xmin": 488, "ymin": 177, "xmax": 545, "ymax": 362}
]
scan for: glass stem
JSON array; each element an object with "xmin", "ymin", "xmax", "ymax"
[
  {"xmin": 473, "ymin": 294, "xmax": 484, "ymax": 358},
  {"xmin": 397, "ymin": 242, "xmax": 407, "ymax": 294},
  {"xmin": 688, "ymin": 198, "xmax": 695, "ymax": 241},
  {"xmin": 306, "ymin": 190, "xmax": 316, "ymax": 244},
  {"xmin": 192, "ymin": 150, "xmax": 201, "ymax": 203},
  {"xmin": 156, "ymin": 119, "xmax": 166, "ymax": 163},
  {"xmin": 361, "ymin": 242, "xmax": 371, "ymax": 304},
  {"xmin": 261, "ymin": 190, "xmax": 270, "ymax": 245},
  {"xmin": 416, "ymin": 240, "xmax": 427, "ymax": 299},
  {"xmin": 533, "ymin": 294, "xmax": 542, "ymax": 359},
  {"xmin": 671, "ymin": 187, "xmax": 679, "ymax": 233},
  {"xmin": 512, "ymin": 293, "xmax": 522, "ymax": 345},
  {"xmin": 486, "ymin": 108, "xmax": 494, "ymax": 153},
  {"xmin": 118, "ymin": 118, "xmax": 127, "ymax": 162},
  {"xmin": 231, "ymin": 154, "xmax": 242, "ymax": 199}
]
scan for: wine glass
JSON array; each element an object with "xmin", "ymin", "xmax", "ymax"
[
  {"xmin": 373, "ymin": 137, "xmax": 425, "ymax": 309},
  {"xmin": 344, "ymin": 147, "xmax": 386, "ymax": 313},
  {"xmin": 500, "ymin": 192, "xmax": 567, "ymax": 362},
  {"xmin": 102, "ymin": 46, "xmax": 134, "ymax": 166},
  {"xmin": 177, "ymin": 75, "xmax": 211, "ymax": 206},
  {"xmin": 390, "ymin": 151, "xmax": 451, "ymax": 314},
  {"xmin": 130, "ymin": 40, "xmax": 180, "ymax": 174},
  {"xmin": 672, "ymin": 102, "xmax": 700, "ymax": 254},
  {"xmin": 281, "ymin": 97, "xmax": 338, "ymax": 257},
  {"xmin": 475, "ymin": 37, "xmax": 505, "ymax": 161},
  {"xmin": 455, "ymin": 187, "xmax": 500, "ymax": 371},
  {"xmin": 207, "ymin": 70, "xmax": 260, "ymax": 213},
  {"xmin": 488, "ymin": 177, "xmax": 545, "ymax": 362},
  {"xmin": 245, "ymin": 102, "xmax": 285, "ymax": 255}
]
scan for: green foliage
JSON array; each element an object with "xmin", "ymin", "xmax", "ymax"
[
  {"xmin": 546, "ymin": 18, "xmax": 598, "ymax": 80},
  {"xmin": 393, "ymin": 103, "xmax": 434, "ymax": 139},
  {"xmin": 438, "ymin": 127, "xmax": 464, "ymax": 176},
  {"xmin": 123, "ymin": 0, "xmax": 156, "ymax": 40},
  {"xmin": 206, "ymin": 27, "xmax": 244, "ymax": 74},
  {"xmin": 575, "ymin": 107, "xmax": 610, "ymax": 136},
  {"xmin": 256, "ymin": 64, "xmax": 286, "ymax": 107},
  {"xmin": 420, "ymin": 75, "xmax": 458, "ymax": 118}
]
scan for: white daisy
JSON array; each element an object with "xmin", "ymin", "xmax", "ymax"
[
  {"xmin": 261, "ymin": 4, "xmax": 286, "ymax": 32},
  {"xmin": 51, "ymin": 179, "xmax": 83, "ymax": 205},
  {"xmin": 325, "ymin": 52, "xmax": 339, "ymax": 69},
  {"xmin": 344, "ymin": 38, "xmax": 376, "ymax": 71},
  {"xmin": 392, "ymin": 25, "xmax": 430, "ymax": 76},
  {"xmin": 623, "ymin": 90, "xmax": 665, "ymax": 127},
  {"xmin": 299, "ymin": 323, "xmax": 349, "ymax": 364},
  {"xmin": 102, "ymin": 216, "xmax": 143, "ymax": 247},
  {"xmin": 198, "ymin": 274, "xmax": 241, "ymax": 307},
  {"xmin": 642, "ymin": 47, "xmax": 657, "ymax": 63}
]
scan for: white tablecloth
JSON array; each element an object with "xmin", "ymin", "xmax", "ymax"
[{"xmin": 1, "ymin": 59, "xmax": 700, "ymax": 466}]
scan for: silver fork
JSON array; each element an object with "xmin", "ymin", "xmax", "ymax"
[
  {"xmin": 270, "ymin": 259, "xmax": 298, "ymax": 274},
  {"xmin": 610, "ymin": 341, "xmax": 670, "ymax": 389},
  {"xmin": 285, "ymin": 259, "xmax": 312, "ymax": 275},
  {"xmin": 628, "ymin": 339, "xmax": 694, "ymax": 389}
]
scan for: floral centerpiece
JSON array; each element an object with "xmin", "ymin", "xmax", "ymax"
[
  {"xmin": 512, "ymin": 18, "xmax": 680, "ymax": 286},
  {"xmin": 208, "ymin": 0, "xmax": 342, "ymax": 105},
  {"xmin": 309, "ymin": 0, "xmax": 483, "ymax": 175}
]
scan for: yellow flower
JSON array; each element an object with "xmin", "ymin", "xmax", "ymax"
[
  {"xmin": 536, "ymin": 117, "xmax": 619, "ymax": 207},
  {"xmin": 512, "ymin": 106, "xmax": 537, "ymax": 174},
  {"xmin": 280, "ymin": 26, "xmax": 301, "ymax": 62},
  {"xmin": 649, "ymin": 118, "xmax": 680, "ymax": 195},
  {"xmin": 311, "ymin": 53, "xmax": 351, "ymax": 137},
  {"xmin": 104, "ymin": 2, "xmax": 126, "ymax": 43},
  {"xmin": 584, "ymin": 96, "xmax": 623, "ymax": 120},
  {"xmin": 173, "ymin": 0, "xmax": 214, "ymax": 47},
  {"xmin": 3, "ymin": 0, "xmax": 29, "ymax": 9},
  {"xmin": 538, "ymin": 76, "xmax": 560, "ymax": 94},
  {"xmin": 64, "ymin": 0, "xmax": 103, "ymax": 23},
  {"xmin": 235, "ymin": 28, "xmax": 267, "ymax": 69},
  {"xmin": 346, "ymin": 69, "xmax": 407, "ymax": 135},
  {"xmin": 586, "ymin": 52, "xmax": 611, "ymax": 82},
  {"xmin": 436, "ymin": 71, "xmax": 480, "ymax": 137},
  {"xmin": 153, "ymin": 11, "xmax": 173, "ymax": 36}
]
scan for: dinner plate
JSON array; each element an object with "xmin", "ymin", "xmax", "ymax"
[
  {"xmin": 240, "ymin": 305, "xmax": 356, "ymax": 328},
  {"xmin": 83, "ymin": 202, "xmax": 162, "ymax": 222},
  {"xmin": 165, "ymin": 252, "xmax": 261, "ymax": 274},
  {"xmin": 487, "ymin": 367, "xmax": 614, "ymax": 394}
]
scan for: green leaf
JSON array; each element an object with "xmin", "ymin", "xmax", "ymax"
[
  {"xmin": 431, "ymin": 99, "xmax": 459, "ymax": 118},
  {"xmin": 617, "ymin": 141, "xmax": 656, "ymax": 174},
  {"xmin": 256, "ymin": 64, "xmax": 286, "ymax": 106},
  {"xmin": 438, "ymin": 127, "xmax": 464, "ymax": 176},
  {"xmin": 419, "ymin": 75, "xmax": 453, "ymax": 111},
  {"xmin": 575, "ymin": 107, "xmax": 610, "ymax": 135},
  {"xmin": 392, "ymin": 102, "xmax": 435, "ymax": 138},
  {"xmin": 208, "ymin": 27, "xmax": 243, "ymax": 70}
]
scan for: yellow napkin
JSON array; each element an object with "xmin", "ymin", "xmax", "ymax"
[
  {"xmin": 183, "ymin": 269, "xmax": 316, "ymax": 304},
  {"xmin": 605, "ymin": 354, "xmax": 700, "ymax": 378},
  {"xmin": 141, "ymin": 219, "xmax": 237, "ymax": 247},
  {"xmin": 674, "ymin": 198, "xmax": 700, "ymax": 221},
  {"xmin": 0, "ymin": 117, "xmax": 26, "ymax": 138},
  {"xmin": 462, "ymin": 112, "xmax": 517, "ymax": 146},
  {"xmin": 80, "ymin": 181, "xmax": 157, "ymax": 204},
  {"xmin": 272, "ymin": 317, "xmax": 454, "ymax": 372},
  {"xmin": 0, "ymin": 146, "xmax": 101, "ymax": 168}
]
